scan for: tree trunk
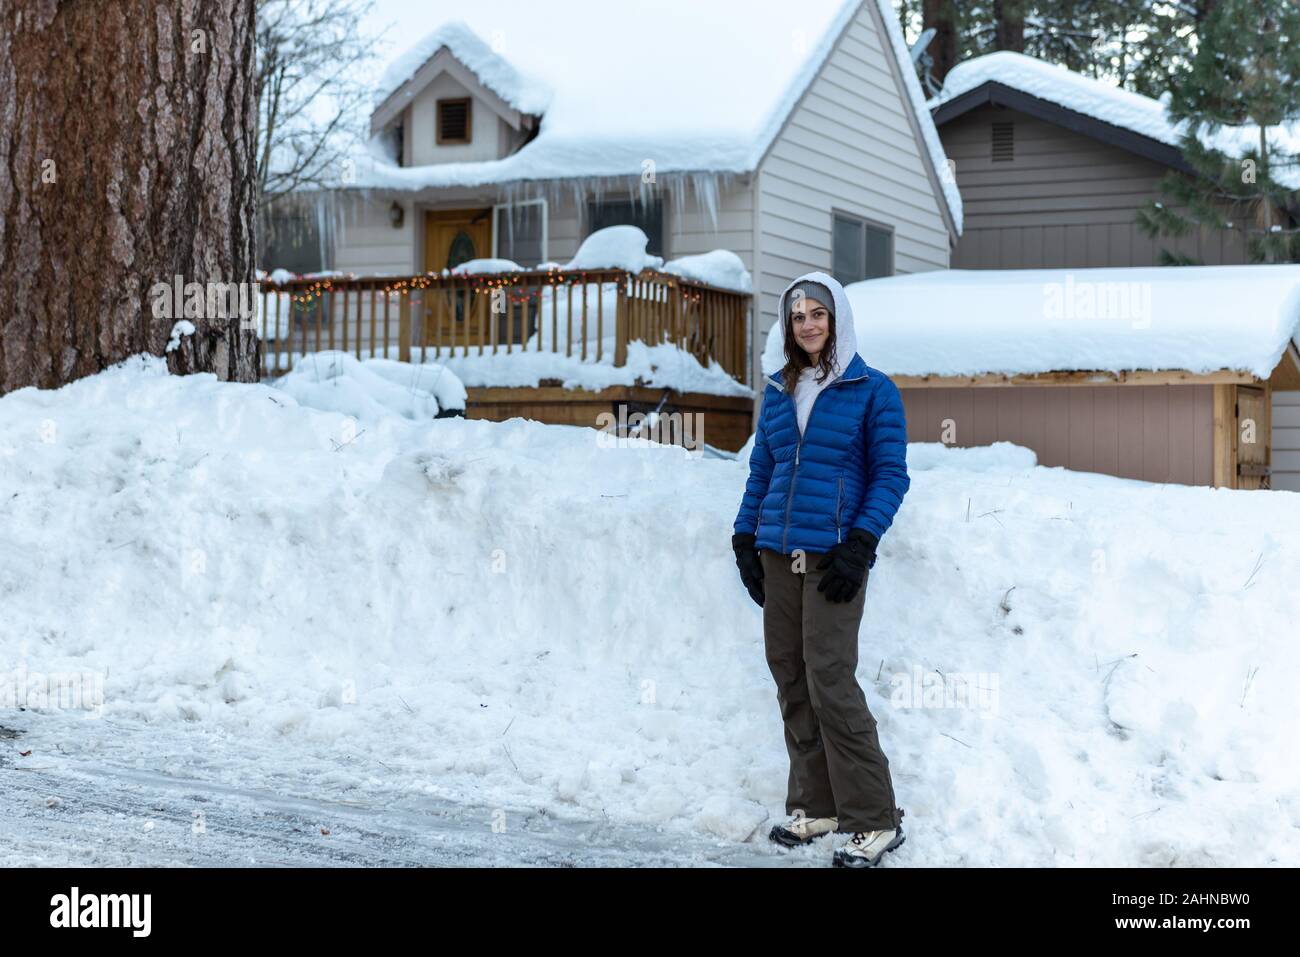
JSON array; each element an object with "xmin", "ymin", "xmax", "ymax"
[
  {"xmin": 922, "ymin": 0, "xmax": 959, "ymax": 84},
  {"xmin": 994, "ymin": 0, "xmax": 1025, "ymax": 52},
  {"xmin": 0, "ymin": 0, "xmax": 259, "ymax": 393}
]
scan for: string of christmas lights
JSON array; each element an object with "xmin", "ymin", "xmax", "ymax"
[{"xmin": 266, "ymin": 268, "xmax": 708, "ymax": 308}]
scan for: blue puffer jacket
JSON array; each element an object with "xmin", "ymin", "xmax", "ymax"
[{"xmin": 734, "ymin": 271, "xmax": 910, "ymax": 556}]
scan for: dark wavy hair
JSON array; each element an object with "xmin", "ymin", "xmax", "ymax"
[{"xmin": 780, "ymin": 291, "xmax": 838, "ymax": 389}]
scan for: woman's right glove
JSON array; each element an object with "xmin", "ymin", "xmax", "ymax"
[{"xmin": 731, "ymin": 532, "xmax": 765, "ymax": 607}]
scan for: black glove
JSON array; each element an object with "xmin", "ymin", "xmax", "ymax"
[
  {"xmin": 815, "ymin": 529, "xmax": 878, "ymax": 603},
  {"xmin": 731, "ymin": 532, "xmax": 765, "ymax": 607}
]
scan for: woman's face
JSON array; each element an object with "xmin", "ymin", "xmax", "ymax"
[{"xmin": 789, "ymin": 291, "xmax": 831, "ymax": 360}]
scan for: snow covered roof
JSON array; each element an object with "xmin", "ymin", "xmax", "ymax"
[
  {"xmin": 350, "ymin": 1, "xmax": 961, "ymax": 231},
  {"xmin": 374, "ymin": 21, "xmax": 552, "ymax": 118},
  {"xmin": 762, "ymin": 264, "xmax": 1300, "ymax": 380},
  {"xmin": 928, "ymin": 51, "xmax": 1300, "ymax": 189}
]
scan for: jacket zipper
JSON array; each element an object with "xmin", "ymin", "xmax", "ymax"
[
  {"xmin": 778, "ymin": 370, "xmax": 870, "ymax": 555},
  {"xmin": 836, "ymin": 476, "xmax": 844, "ymax": 543}
]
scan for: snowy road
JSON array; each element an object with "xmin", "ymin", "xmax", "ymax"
[{"xmin": 0, "ymin": 714, "xmax": 831, "ymax": 868}]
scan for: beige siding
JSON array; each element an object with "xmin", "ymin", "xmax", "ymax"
[
  {"xmin": 901, "ymin": 384, "xmax": 1217, "ymax": 486},
  {"xmin": 405, "ymin": 73, "xmax": 506, "ymax": 166},
  {"xmin": 665, "ymin": 181, "xmax": 755, "ymax": 268},
  {"xmin": 1273, "ymin": 390, "xmax": 1300, "ymax": 491},
  {"xmin": 753, "ymin": 0, "xmax": 951, "ymax": 387},
  {"xmin": 331, "ymin": 195, "xmax": 417, "ymax": 275},
  {"xmin": 942, "ymin": 104, "xmax": 1250, "ymax": 268}
]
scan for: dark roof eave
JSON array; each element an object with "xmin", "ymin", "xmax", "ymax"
[{"xmin": 930, "ymin": 80, "xmax": 1194, "ymax": 175}]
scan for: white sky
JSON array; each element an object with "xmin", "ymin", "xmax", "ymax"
[{"xmin": 355, "ymin": 0, "xmax": 851, "ymax": 137}]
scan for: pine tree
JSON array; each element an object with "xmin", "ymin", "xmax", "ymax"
[
  {"xmin": 0, "ymin": 0, "xmax": 261, "ymax": 390},
  {"xmin": 899, "ymin": 0, "xmax": 1167, "ymax": 88},
  {"xmin": 1136, "ymin": 0, "xmax": 1300, "ymax": 264},
  {"xmin": 1120, "ymin": 2, "xmax": 1217, "ymax": 98}
]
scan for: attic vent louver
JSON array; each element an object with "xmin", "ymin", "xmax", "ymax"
[
  {"xmin": 991, "ymin": 121, "xmax": 1014, "ymax": 162},
  {"xmin": 437, "ymin": 98, "xmax": 471, "ymax": 145}
]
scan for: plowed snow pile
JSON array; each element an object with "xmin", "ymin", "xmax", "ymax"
[{"xmin": 1, "ymin": 357, "xmax": 1297, "ymax": 865}]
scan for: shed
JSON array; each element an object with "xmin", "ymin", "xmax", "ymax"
[{"xmin": 761, "ymin": 264, "xmax": 1300, "ymax": 489}]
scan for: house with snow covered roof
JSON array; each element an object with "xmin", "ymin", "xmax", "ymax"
[
  {"xmin": 274, "ymin": 0, "xmax": 961, "ymax": 391},
  {"xmin": 918, "ymin": 51, "xmax": 1300, "ymax": 491},
  {"xmin": 926, "ymin": 50, "xmax": 1300, "ymax": 270}
]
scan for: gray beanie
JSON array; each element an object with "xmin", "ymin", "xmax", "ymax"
[{"xmin": 786, "ymin": 280, "xmax": 835, "ymax": 324}]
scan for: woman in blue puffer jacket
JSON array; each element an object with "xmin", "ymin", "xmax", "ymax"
[{"xmin": 732, "ymin": 271, "xmax": 910, "ymax": 869}]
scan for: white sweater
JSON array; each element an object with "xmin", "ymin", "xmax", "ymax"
[{"xmin": 794, "ymin": 361, "xmax": 846, "ymax": 435}]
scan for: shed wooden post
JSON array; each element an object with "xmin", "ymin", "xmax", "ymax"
[{"xmin": 1212, "ymin": 384, "xmax": 1236, "ymax": 489}]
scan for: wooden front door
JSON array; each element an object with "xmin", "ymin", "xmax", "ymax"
[
  {"xmin": 424, "ymin": 209, "xmax": 492, "ymax": 345},
  {"xmin": 424, "ymin": 208, "xmax": 492, "ymax": 273},
  {"xmin": 1236, "ymin": 384, "xmax": 1271, "ymax": 490}
]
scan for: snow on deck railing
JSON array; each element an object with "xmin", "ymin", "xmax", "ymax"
[{"xmin": 257, "ymin": 267, "xmax": 750, "ymax": 384}]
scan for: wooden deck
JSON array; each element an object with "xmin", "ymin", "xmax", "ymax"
[
  {"xmin": 465, "ymin": 384, "xmax": 754, "ymax": 452},
  {"xmin": 259, "ymin": 267, "xmax": 750, "ymax": 384}
]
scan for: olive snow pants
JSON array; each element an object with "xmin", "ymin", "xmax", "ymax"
[{"xmin": 760, "ymin": 548, "xmax": 902, "ymax": 833}]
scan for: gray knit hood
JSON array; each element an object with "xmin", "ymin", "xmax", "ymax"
[{"xmin": 775, "ymin": 271, "xmax": 859, "ymax": 384}]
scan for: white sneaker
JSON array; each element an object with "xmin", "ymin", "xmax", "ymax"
[
  {"xmin": 768, "ymin": 813, "xmax": 838, "ymax": 847},
  {"xmin": 832, "ymin": 826, "xmax": 905, "ymax": 868}
]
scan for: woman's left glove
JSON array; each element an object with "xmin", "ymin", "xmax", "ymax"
[{"xmin": 815, "ymin": 529, "xmax": 878, "ymax": 603}]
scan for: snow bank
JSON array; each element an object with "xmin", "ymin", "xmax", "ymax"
[
  {"xmin": 907, "ymin": 440, "xmax": 1037, "ymax": 472},
  {"xmin": 762, "ymin": 264, "xmax": 1300, "ymax": 380},
  {"xmin": 662, "ymin": 250, "xmax": 753, "ymax": 293},
  {"xmin": 4, "ymin": 359, "xmax": 1299, "ymax": 864},
  {"xmin": 272, "ymin": 351, "xmax": 466, "ymax": 424},
  {"xmin": 931, "ymin": 51, "xmax": 1300, "ymax": 189}
]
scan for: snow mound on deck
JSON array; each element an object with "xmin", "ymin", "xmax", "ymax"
[
  {"xmin": 662, "ymin": 250, "xmax": 753, "ymax": 293},
  {"xmin": 565, "ymin": 226, "xmax": 664, "ymax": 273},
  {"xmin": 450, "ymin": 258, "xmax": 524, "ymax": 276},
  {"xmin": 2, "ymin": 357, "xmax": 1298, "ymax": 864},
  {"xmin": 273, "ymin": 352, "xmax": 467, "ymax": 423},
  {"xmin": 562, "ymin": 226, "xmax": 754, "ymax": 292}
]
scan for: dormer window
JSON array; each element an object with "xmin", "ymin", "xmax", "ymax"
[{"xmin": 437, "ymin": 97, "xmax": 472, "ymax": 144}]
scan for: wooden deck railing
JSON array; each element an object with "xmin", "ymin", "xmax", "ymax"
[{"xmin": 258, "ymin": 267, "xmax": 750, "ymax": 384}]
